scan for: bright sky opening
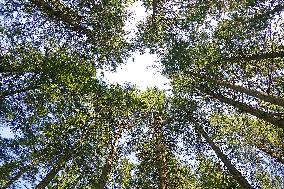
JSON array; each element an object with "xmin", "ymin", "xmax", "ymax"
[
  {"xmin": 102, "ymin": 1, "xmax": 170, "ymax": 91},
  {"xmin": 103, "ymin": 52, "xmax": 170, "ymax": 91}
]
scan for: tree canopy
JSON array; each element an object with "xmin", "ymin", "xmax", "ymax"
[{"xmin": 0, "ymin": 0, "xmax": 284, "ymax": 188}]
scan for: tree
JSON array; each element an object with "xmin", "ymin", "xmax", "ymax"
[
  {"xmin": 131, "ymin": 88, "xmax": 199, "ymax": 189},
  {"xmin": 196, "ymin": 154, "xmax": 240, "ymax": 189},
  {"xmin": 136, "ymin": 0, "xmax": 284, "ymax": 187},
  {"xmin": 1, "ymin": 0, "xmax": 132, "ymax": 68},
  {"xmin": 1, "ymin": 0, "xmax": 284, "ymax": 188}
]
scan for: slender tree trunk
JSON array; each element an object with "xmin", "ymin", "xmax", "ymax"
[
  {"xmin": 215, "ymin": 80, "xmax": 284, "ymax": 108},
  {"xmin": 195, "ymin": 125, "xmax": 253, "ymax": 189},
  {"xmin": 97, "ymin": 126, "xmax": 123, "ymax": 189},
  {"xmin": 0, "ymin": 64, "xmax": 41, "ymax": 74},
  {"xmin": 153, "ymin": 114, "xmax": 169, "ymax": 189},
  {"xmin": 30, "ymin": 0, "xmax": 90, "ymax": 37},
  {"xmin": 35, "ymin": 156, "xmax": 66, "ymax": 189},
  {"xmin": 190, "ymin": 71, "xmax": 284, "ymax": 108},
  {"xmin": 2, "ymin": 157, "xmax": 43, "ymax": 189},
  {"xmin": 251, "ymin": 3, "xmax": 284, "ymax": 24},
  {"xmin": 257, "ymin": 145, "xmax": 284, "ymax": 164},
  {"xmin": 2, "ymin": 163, "xmax": 34, "ymax": 189},
  {"xmin": 189, "ymin": 71, "xmax": 284, "ymax": 128},
  {"xmin": 224, "ymin": 51, "xmax": 284, "ymax": 62},
  {"xmin": 3, "ymin": 168, "xmax": 27, "ymax": 189},
  {"xmin": 156, "ymin": 137, "xmax": 168, "ymax": 189},
  {"xmin": 207, "ymin": 92, "xmax": 284, "ymax": 130},
  {"xmin": 158, "ymin": 144, "xmax": 168, "ymax": 189},
  {"xmin": 0, "ymin": 85, "xmax": 40, "ymax": 98}
]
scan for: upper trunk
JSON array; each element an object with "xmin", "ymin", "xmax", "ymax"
[
  {"xmin": 3, "ymin": 162, "xmax": 34, "ymax": 189},
  {"xmin": 30, "ymin": 0, "xmax": 94, "ymax": 41},
  {"xmin": 207, "ymin": 91, "xmax": 284, "ymax": 130},
  {"xmin": 195, "ymin": 125, "xmax": 253, "ymax": 189},
  {"xmin": 153, "ymin": 114, "xmax": 169, "ymax": 189},
  {"xmin": 97, "ymin": 125, "xmax": 123, "ymax": 189},
  {"xmin": 190, "ymin": 71, "xmax": 284, "ymax": 108},
  {"xmin": 35, "ymin": 156, "xmax": 66, "ymax": 189},
  {"xmin": 224, "ymin": 51, "xmax": 284, "ymax": 62},
  {"xmin": 0, "ymin": 85, "xmax": 40, "ymax": 99},
  {"xmin": 257, "ymin": 144, "xmax": 284, "ymax": 164},
  {"xmin": 215, "ymin": 79, "xmax": 284, "ymax": 108}
]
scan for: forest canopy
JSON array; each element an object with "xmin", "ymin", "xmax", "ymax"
[{"xmin": 0, "ymin": 0, "xmax": 284, "ymax": 188}]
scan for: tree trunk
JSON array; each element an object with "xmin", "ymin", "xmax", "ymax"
[
  {"xmin": 156, "ymin": 138, "xmax": 168, "ymax": 189},
  {"xmin": 0, "ymin": 85, "xmax": 40, "ymax": 98},
  {"xmin": 224, "ymin": 51, "xmax": 284, "ymax": 62},
  {"xmin": 2, "ymin": 163, "xmax": 33, "ymax": 189},
  {"xmin": 30, "ymin": 0, "xmax": 91, "ymax": 38},
  {"xmin": 158, "ymin": 145, "xmax": 168, "ymax": 189},
  {"xmin": 195, "ymin": 125, "xmax": 253, "ymax": 189},
  {"xmin": 2, "ymin": 157, "xmax": 43, "ymax": 189},
  {"xmin": 257, "ymin": 145, "xmax": 284, "ymax": 164},
  {"xmin": 35, "ymin": 156, "xmax": 66, "ymax": 189},
  {"xmin": 97, "ymin": 126, "xmax": 123, "ymax": 189},
  {"xmin": 215, "ymin": 80, "xmax": 284, "ymax": 108},
  {"xmin": 3, "ymin": 168, "xmax": 27, "ymax": 189},
  {"xmin": 190, "ymin": 71, "xmax": 284, "ymax": 108},
  {"xmin": 208, "ymin": 92, "xmax": 284, "ymax": 130},
  {"xmin": 153, "ymin": 114, "xmax": 169, "ymax": 189}
]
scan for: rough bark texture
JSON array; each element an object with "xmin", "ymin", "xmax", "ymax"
[
  {"xmin": 196, "ymin": 126, "xmax": 253, "ymax": 189},
  {"xmin": 153, "ymin": 114, "xmax": 169, "ymax": 189},
  {"xmin": 158, "ymin": 146, "xmax": 168, "ymax": 189}
]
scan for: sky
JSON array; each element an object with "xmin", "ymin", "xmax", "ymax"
[
  {"xmin": 102, "ymin": 52, "xmax": 170, "ymax": 91},
  {"xmin": 102, "ymin": 1, "xmax": 170, "ymax": 91}
]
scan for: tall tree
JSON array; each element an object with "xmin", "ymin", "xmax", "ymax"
[{"xmin": 1, "ymin": 0, "xmax": 133, "ymax": 67}]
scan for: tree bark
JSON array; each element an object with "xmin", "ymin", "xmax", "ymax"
[
  {"xmin": 257, "ymin": 145, "xmax": 284, "ymax": 164},
  {"xmin": 0, "ymin": 85, "xmax": 40, "ymax": 98},
  {"xmin": 252, "ymin": 3, "xmax": 284, "ymax": 22},
  {"xmin": 215, "ymin": 79, "xmax": 284, "ymax": 108},
  {"xmin": 158, "ymin": 144, "xmax": 168, "ymax": 189},
  {"xmin": 2, "ymin": 160, "xmax": 37, "ymax": 189},
  {"xmin": 30, "ymin": 0, "xmax": 92, "ymax": 40},
  {"xmin": 188, "ymin": 71, "xmax": 284, "ymax": 129},
  {"xmin": 224, "ymin": 51, "xmax": 284, "ymax": 62},
  {"xmin": 195, "ymin": 125, "xmax": 253, "ymax": 189},
  {"xmin": 190, "ymin": 71, "xmax": 284, "ymax": 108},
  {"xmin": 207, "ymin": 92, "xmax": 284, "ymax": 130},
  {"xmin": 97, "ymin": 126, "xmax": 123, "ymax": 189},
  {"xmin": 35, "ymin": 156, "xmax": 66, "ymax": 189},
  {"xmin": 153, "ymin": 113, "xmax": 169, "ymax": 189}
]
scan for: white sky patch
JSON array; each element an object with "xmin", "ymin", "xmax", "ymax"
[
  {"xmin": 124, "ymin": 1, "xmax": 147, "ymax": 38},
  {"xmin": 103, "ymin": 52, "xmax": 170, "ymax": 90},
  {"xmin": 0, "ymin": 126, "xmax": 14, "ymax": 138},
  {"xmin": 101, "ymin": 1, "xmax": 171, "ymax": 91}
]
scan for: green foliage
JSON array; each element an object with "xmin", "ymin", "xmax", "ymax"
[
  {"xmin": 1, "ymin": 0, "xmax": 284, "ymax": 188},
  {"xmin": 196, "ymin": 155, "xmax": 240, "ymax": 189}
]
